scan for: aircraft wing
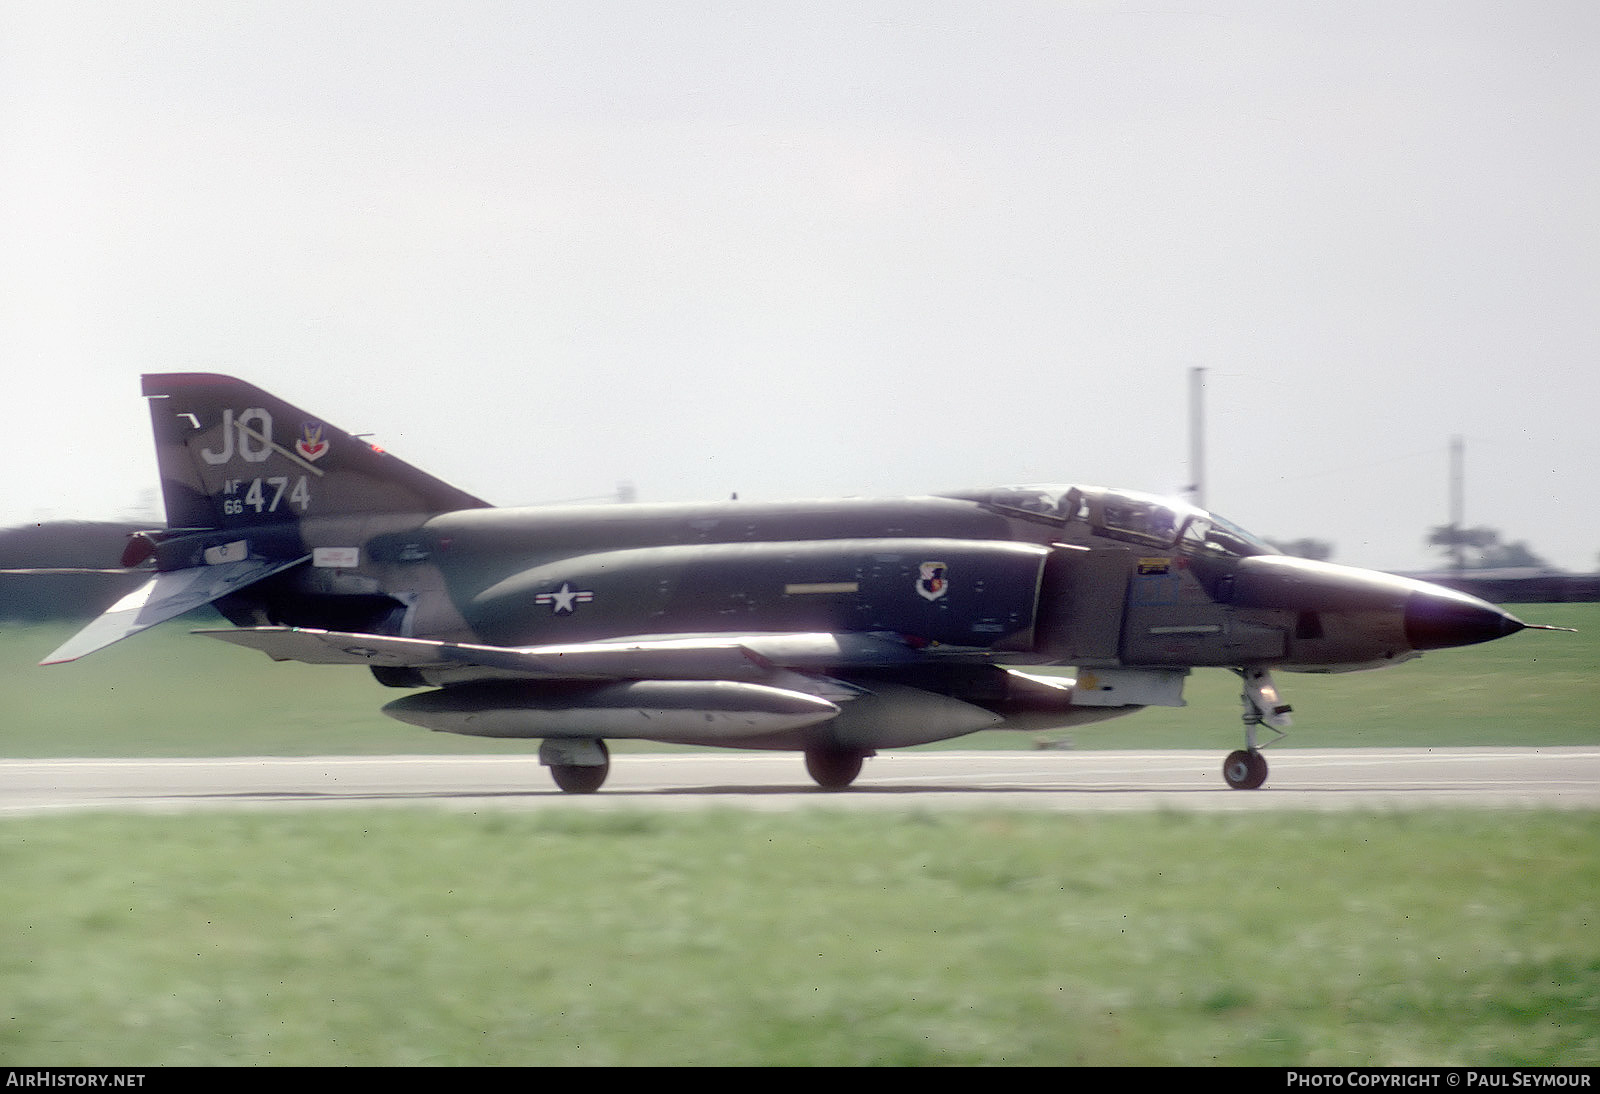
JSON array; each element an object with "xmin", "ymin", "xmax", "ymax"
[
  {"xmin": 40, "ymin": 558, "xmax": 310, "ymax": 664},
  {"xmin": 195, "ymin": 625, "xmax": 934, "ymax": 692}
]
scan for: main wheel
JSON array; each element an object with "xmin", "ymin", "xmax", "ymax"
[
  {"xmin": 1222, "ymin": 748, "xmax": 1269, "ymax": 790},
  {"xmin": 804, "ymin": 748, "xmax": 867, "ymax": 791},
  {"xmin": 549, "ymin": 741, "xmax": 611, "ymax": 794}
]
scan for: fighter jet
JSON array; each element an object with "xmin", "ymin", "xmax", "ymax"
[{"xmin": 43, "ymin": 374, "xmax": 1552, "ymax": 792}]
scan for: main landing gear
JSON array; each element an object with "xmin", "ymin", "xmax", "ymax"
[
  {"xmin": 804, "ymin": 748, "xmax": 874, "ymax": 791},
  {"xmin": 1224, "ymin": 667, "xmax": 1291, "ymax": 791},
  {"xmin": 537, "ymin": 741, "xmax": 875, "ymax": 794},
  {"xmin": 540, "ymin": 738, "xmax": 611, "ymax": 794}
]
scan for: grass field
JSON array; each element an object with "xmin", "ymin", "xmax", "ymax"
[
  {"xmin": 3, "ymin": 605, "xmax": 1596, "ymax": 1067},
  {"xmin": 4, "ymin": 603, "xmax": 1597, "ymax": 757},
  {"xmin": 2, "ymin": 808, "xmax": 1597, "ymax": 1066}
]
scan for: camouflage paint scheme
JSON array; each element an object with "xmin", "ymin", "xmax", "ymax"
[{"xmin": 44, "ymin": 374, "xmax": 1537, "ymax": 792}]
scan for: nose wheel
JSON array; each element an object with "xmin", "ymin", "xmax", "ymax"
[
  {"xmin": 1223, "ymin": 748, "xmax": 1269, "ymax": 790},
  {"xmin": 1224, "ymin": 667, "xmax": 1291, "ymax": 790}
]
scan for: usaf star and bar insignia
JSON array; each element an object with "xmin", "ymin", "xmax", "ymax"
[{"xmin": 536, "ymin": 583, "xmax": 596, "ymax": 614}]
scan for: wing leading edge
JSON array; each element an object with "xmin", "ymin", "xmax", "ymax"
[
  {"xmin": 199, "ymin": 625, "xmax": 954, "ymax": 746},
  {"xmin": 195, "ymin": 625, "xmax": 931, "ymax": 689}
]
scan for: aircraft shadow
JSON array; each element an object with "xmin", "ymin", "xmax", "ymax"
[{"xmin": 150, "ymin": 782, "xmax": 1382, "ymax": 805}]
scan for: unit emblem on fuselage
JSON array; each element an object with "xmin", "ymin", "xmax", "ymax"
[{"xmin": 916, "ymin": 561, "xmax": 949, "ymax": 602}]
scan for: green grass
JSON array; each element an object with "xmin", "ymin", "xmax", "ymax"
[
  {"xmin": 3, "ymin": 604, "xmax": 1597, "ymax": 757},
  {"xmin": 4, "ymin": 610, "xmax": 1597, "ymax": 1067},
  {"xmin": 8, "ymin": 617, "xmax": 540, "ymax": 757},
  {"xmin": 2, "ymin": 808, "xmax": 1596, "ymax": 1067}
]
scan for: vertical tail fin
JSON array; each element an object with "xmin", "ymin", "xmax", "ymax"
[
  {"xmin": 43, "ymin": 374, "xmax": 485, "ymax": 664},
  {"xmin": 142, "ymin": 373, "xmax": 491, "ymax": 530}
]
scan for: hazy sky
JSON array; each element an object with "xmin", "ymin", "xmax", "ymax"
[{"xmin": 4, "ymin": 1, "xmax": 1597, "ymax": 573}]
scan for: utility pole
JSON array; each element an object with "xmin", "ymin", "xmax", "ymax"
[
  {"xmin": 1448, "ymin": 435, "xmax": 1465, "ymax": 572},
  {"xmin": 1189, "ymin": 367, "xmax": 1206, "ymax": 509}
]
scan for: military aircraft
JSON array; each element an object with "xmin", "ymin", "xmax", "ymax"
[{"xmin": 43, "ymin": 373, "xmax": 1553, "ymax": 792}]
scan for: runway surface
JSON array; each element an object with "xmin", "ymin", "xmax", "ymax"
[{"xmin": 3, "ymin": 748, "xmax": 1598, "ymax": 816}]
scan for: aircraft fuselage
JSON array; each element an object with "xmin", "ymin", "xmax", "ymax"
[{"xmin": 45, "ymin": 374, "xmax": 1541, "ymax": 791}]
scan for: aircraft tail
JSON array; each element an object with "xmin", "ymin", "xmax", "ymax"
[
  {"xmin": 142, "ymin": 372, "xmax": 491, "ymax": 531},
  {"xmin": 42, "ymin": 374, "xmax": 490, "ymax": 664}
]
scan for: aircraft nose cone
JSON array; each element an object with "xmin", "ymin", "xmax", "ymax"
[{"xmin": 1404, "ymin": 587, "xmax": 1525, "ymax": 651}]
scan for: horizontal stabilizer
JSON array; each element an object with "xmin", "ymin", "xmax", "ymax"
[{"xmin": 41, "ymin": 557, "xmax": 308, "ymax": 664}]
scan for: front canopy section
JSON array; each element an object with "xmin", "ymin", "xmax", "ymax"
[{"xmin": 942, "ymin": 484, "xmax": 1279, "ymax": 561}]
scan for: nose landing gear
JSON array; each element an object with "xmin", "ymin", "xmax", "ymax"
[
  {"xmin": 1224, "ymin": 667, "xmax": 1291, "ymax": 790},
  {"xmin": 1223, "ymin": 747, "xmax": 1270, "ymax": 790}
]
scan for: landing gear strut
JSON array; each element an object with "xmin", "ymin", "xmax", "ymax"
[
  {"xmin": 805, "ymin": 748, "xmax": 873, "ymax": 791},
  {"xmin": 1224, "ymin": 668, "xmax": 1291, "ymax": 791}
]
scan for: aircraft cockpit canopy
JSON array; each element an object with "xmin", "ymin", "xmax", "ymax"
[{"xmin": 945, "ymin": 484, "xmax": 1278, "ymax": 561}]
